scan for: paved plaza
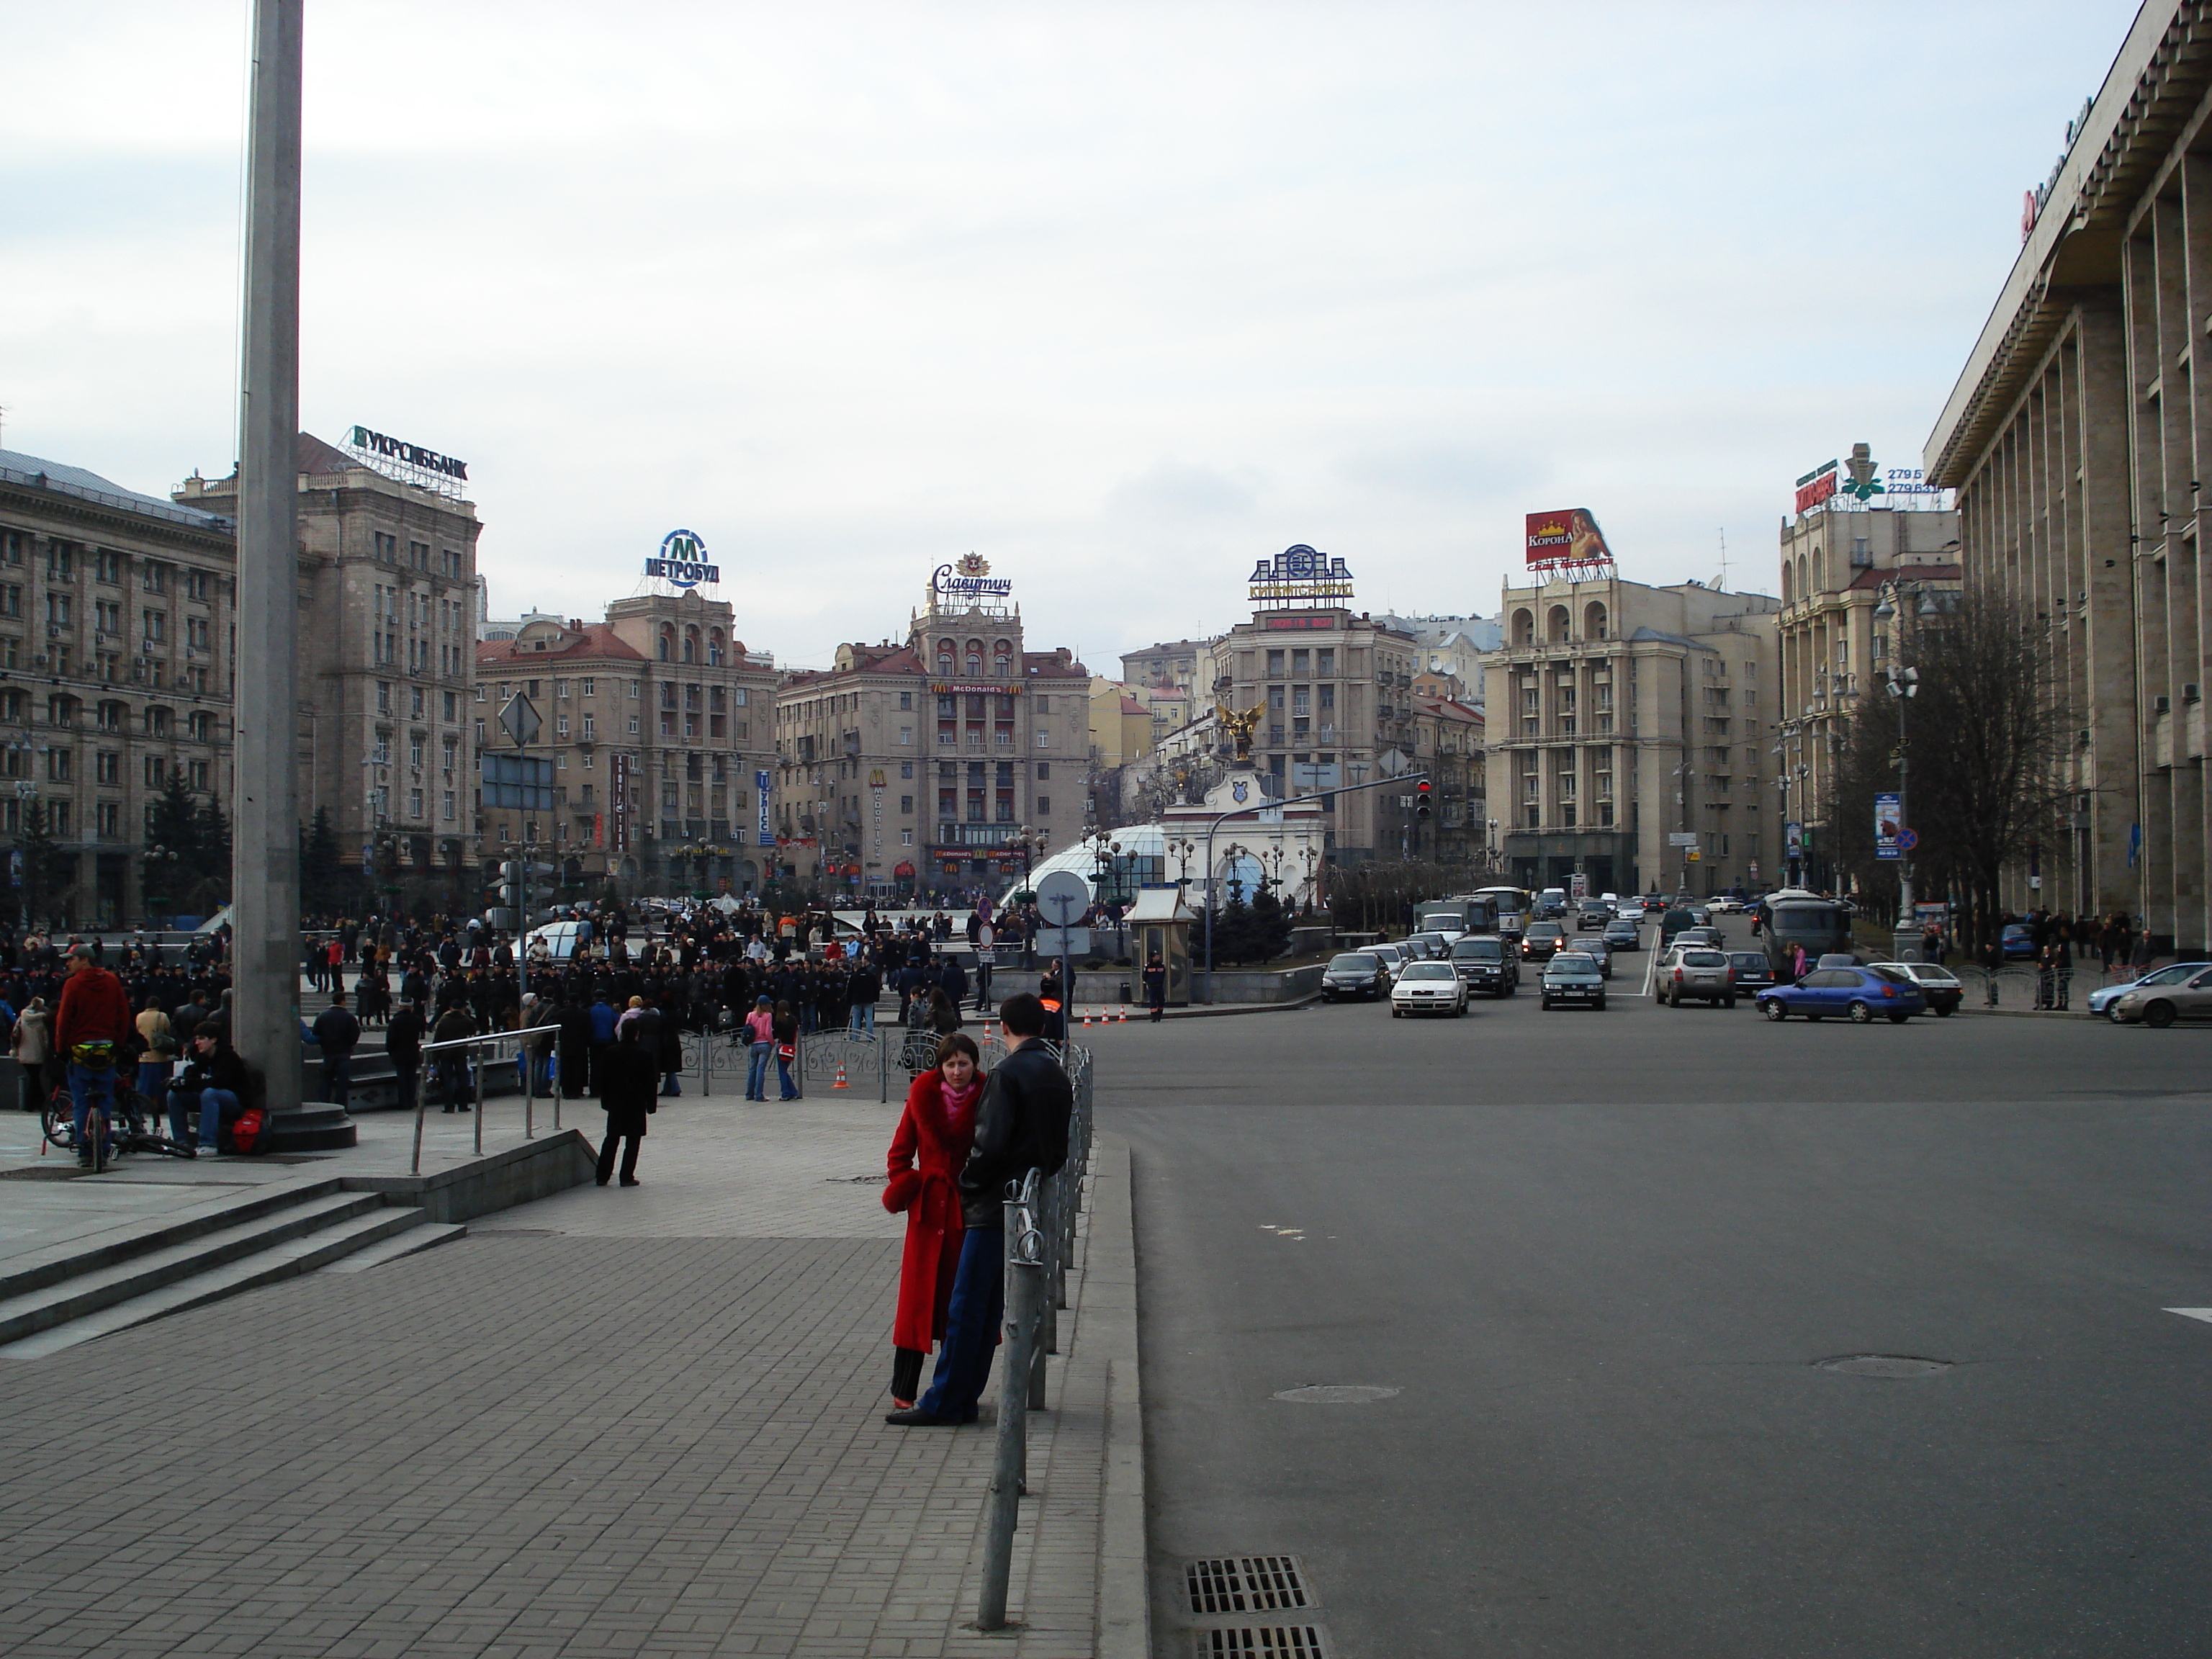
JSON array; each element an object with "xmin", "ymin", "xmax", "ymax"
[{"xmin": 0, "ymin": 1089, "xmax": 1136, "ymax": 1658}]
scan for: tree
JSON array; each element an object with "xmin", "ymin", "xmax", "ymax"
[
  {"xmin": 300, "ymin": 807, "xmax": 353, "ymax": 919},
  {"xmin": 11, "ymin": 799, "xmax": 63, "ymax": 927},
  {"xmin": 187, "ymin": 794, "xmax": 233, "ymax": 912},
  {"xmin": 1825, "ymin": 591, "xmax": 2074, "ymax": 951}
]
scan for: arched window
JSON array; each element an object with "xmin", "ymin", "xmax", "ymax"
[
  {"xmin": 1583, "ymin": 601, "xmax": 1608, "ymax": 641},
  {"xmin": 1511, "ymin": 608, "xmax": 1535, "ymax": 647},
  {"xmin": 1546, "ymin": 605, "xmax": 1570, "ymax": 644},
  {"xmin": 657, "ymin": 624, "xmax": 674, "ymax": 662},
  {"xmin": 682, "ymin": 626, "xmax": 698, "ymax": 665},
  {"xmin": 1781, "ymin": 563, "xmax": 1793, "ymax": 605},
  {"xmin": 964, "ymin": 639, "xmax": 984, "ymax": 677},
  {"xmin": 709, "ymin": 628, "xmax": 724, "ymax": 667},
  {"xmin": 937, "ymin": 639, "xmax": 956, "ymax": 676},
  {"xmin": 994, "ymin": 639, "xmax": 1012, "ymax": 677}
]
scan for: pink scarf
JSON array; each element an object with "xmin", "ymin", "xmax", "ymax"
[{"xmin": 939, "ymin": 1076, "xmax": 981, "ymax": 1129}]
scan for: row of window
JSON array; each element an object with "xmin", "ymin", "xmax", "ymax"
[
  {"xmin": 3, "ymin": 534, "xmax": 219, "ymax": 601},
  {"xmin": 369, "ymin": 532, "xmax": 464, "ymax": 577},
  {"xmin": 4, "ymin": 692, "xmax": 217, "ymax": 740},
  {"xmin": 3, "ymin": 588, "xmax": 215, "ymax": 652}
]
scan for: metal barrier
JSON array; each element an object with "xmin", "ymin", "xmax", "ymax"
[
  {"xmin": 413, "ymin": 1022, "xmax": 560, "ymax": 1174},
  {"xmin": 1953, "ymin": 961, "xmax": 2129, "ymax": 1009},
  {"xmin": 795, "ymin": 1028, "xmax": 890, "ymax": 1102},
  {"xmin": 976, "ymin": 1039, "xmax": 1095, "ymax": 1632},
  {"xmin": 677, "ymin": 1021, "xmax": 753, "ymax": 1098}
]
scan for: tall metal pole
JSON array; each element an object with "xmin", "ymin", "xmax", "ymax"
[{"xmin": 233, "ymin": 0, "xmax": 304, "ymax": 1113}]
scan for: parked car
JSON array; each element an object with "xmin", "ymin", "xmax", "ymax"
[
  {"xmin": 1868, "ymin": 961, "xmax": 1964, "ymax": 1017},
  {"xmin": 2000, "ymin": 923, "xmax": 2038, "ymax": 959},
  {"xmin": 1540, "ymin": 953, "xmax": 1608, "ymax": 1011},
  {"xmin": 2104, "ymin": 964, "xmax": 2212, "ymax": 1026},
  {"xmin": 1755, "ymin": 965, "xmax": 1925, "ymax": 1024},
  {"xmin": 1521, "ymin": 920, "xmax": 1568, "ymax": 961},
  {"xmin": 1575, "ymin": 901, "xmax": 1611, "ymax": 931},
  {"xmin": 1727, "ymin": 950, "xmax": 1776, "ymax": 994},
  {"xmin": 1448, "ymin": 934, "xmax": 1521, "ymax": 997},
  {"xmin": 1390, "ymin": 961, "xmax": 1469, "ymax": 1017},
  {"xmin": 2089, "ymin": 962, "xmax": 2212, "ymax": 1018},
  {"xmin": 1655, "ymin": 945, "xmax": 1737, "ymax": 1008},
  {"xmin": 1321, "ymin": 952, "xmax": 1388, "ymax": 1002}
]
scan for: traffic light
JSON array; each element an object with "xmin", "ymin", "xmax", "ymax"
[
  {"xmin": 498, "ymin": 858, "xmax": 523, "ymax": 904},
  {"xmin": 1415, "ymin": 778, "xmax": 1434, "ymax": 821}
]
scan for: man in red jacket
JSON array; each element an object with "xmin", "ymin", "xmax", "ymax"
[{"xmin": 55, "ymin": 942, "xmax": 135, "ymax": 1166}]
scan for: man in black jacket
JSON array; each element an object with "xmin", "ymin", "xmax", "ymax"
[
  {"xmin": 888, "ymin": 992, "xmax": 1071, "ymax": 1428},
  {"xmin": 312, "ymin": 991, "xmax": 361, "ymax": 1108},
  {"xmin": 385, "ymin": 997, "xmax": 426, "ymax": 1118}
]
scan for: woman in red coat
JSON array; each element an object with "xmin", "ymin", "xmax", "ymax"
[{"xmin": 883, "ymin": 1032, "xmax": 984, "ymax": 1408}]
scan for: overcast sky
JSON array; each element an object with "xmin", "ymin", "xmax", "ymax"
[{"xmin": 1, "ymin": 1, "xmax": 2144, "ymax": 673}]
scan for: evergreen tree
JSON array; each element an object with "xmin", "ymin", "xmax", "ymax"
[
  {"xmin": 12, "ymin": 799, "xmax": 63, "ymax": 927},
  {"xmin": 186, "ymin": 793, "xmax": 233, "ymax": 912},
  {"xmin": 1247, "ymin": 883, "xmax": 1293, "ymax": 962},
  {"xmin": 143, "ymin": 775, "xmax": 198, "ymax": 913},
  {"xmin": 300, "ymin": 807, "xmax": 349, "ymax": 918}
]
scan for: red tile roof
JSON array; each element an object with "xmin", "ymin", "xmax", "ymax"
[{"xmin": 477, "ymin": 622, "xmax": 646, "ymax": 665}]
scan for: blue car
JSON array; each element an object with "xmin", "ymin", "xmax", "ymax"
[
  {"xmin": 1756, "ymin": 965, "xmax": 1926, "ymax": 1024},
  {"xmin": 2000, "ymin": 923, "xmax": 2038, "ymax": 959}
]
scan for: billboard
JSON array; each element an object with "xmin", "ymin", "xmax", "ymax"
[
  {"xmin": 1874, "ymin": 792, "xmax": 1902, "ymax": 861},
  {"xmin": 1524, "ymin": 509, "xmax": 1614, "ymax": 574},
  {"xmin": 1795, "ymin": 459, "xmax": 1838, "ymax": 514}
]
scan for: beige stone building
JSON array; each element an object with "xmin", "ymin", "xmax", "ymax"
[
  {"xmin": 773, "ymin": 561, "xmax": 1092, "ymax": 899},
  {"xmin": 0, "ymin": 447, "xmax": 239, "ymax": 926},
  {"xmin": 1923, "ymin": 0, "xmax": 2210, "ymax": 953},
  {"xmin": 1775, "ymin": 486, "xmax": 1960, "ymax": 889},
  {"xmin": 475, "ymin": 591, "xmax": 778, "ymax": 897},
  {"xmin": 1485, "ymin": 575, "xmax": 1780, "ymax": 896},
  {"xmin": 179, "ymin": 432, "xmax": 483, "ymax": 903}
]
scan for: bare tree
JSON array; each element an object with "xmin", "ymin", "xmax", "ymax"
[{"xmin": 1825, "ymin": 591, "xmax": 2073, "ymax": 951}]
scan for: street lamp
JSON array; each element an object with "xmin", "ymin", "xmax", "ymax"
[{"xmin": 1873, "ymin": 580, "xmax": 1938, "ymax": 954}]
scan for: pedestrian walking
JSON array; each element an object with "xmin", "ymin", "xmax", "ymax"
[
  {"xmin": 882, "ymin": 1032, "xmax": 984, "ymax": 1409},
  {"xmin": 1143, "ymin": 953, "xmax": 1167, "ymax": 1022},
  {"xmin": 886, "ymin": 993, "xmax": 1071, "ymax": 1428},
  {"xmin": 593, "ymin": 1021, "xmax": 657, "ymax": 1186}
]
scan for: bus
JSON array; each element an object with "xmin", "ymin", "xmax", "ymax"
[
  {"xmin": 1469, "ymin": 886, "xmax": 1532, "ymax": 940},
  {"xmin": 1415, "ymin": 894, "xmax": 1502, "ymax": 938},
  {"xmin": 1757, "ymin": 889, "xmax": 1854, "ymax": 981}
]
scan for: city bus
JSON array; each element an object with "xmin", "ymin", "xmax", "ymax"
[
  {"xmin": 1757, "ymin": 889, "xmax": 1855, "ymax": 981},
  {"xmin": 1469, "ymin": 886, "xmax": 1532, "ymax": 940},
  {"xmin": 1415, "ymin": 894, "xmax": 1503, "ymax": 938}
]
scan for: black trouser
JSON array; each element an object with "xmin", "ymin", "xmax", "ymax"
[
  {"xmin": 596, "ymin": 1129, "xmax": 640, "ymax": 1184},
  {"xmin": 891, "ymin": 1345, "xmax": 926, "ymax": 1403},
  {"xmin": 559, "ymin": 1042, "xmax": 590, "ymax": 1097}
]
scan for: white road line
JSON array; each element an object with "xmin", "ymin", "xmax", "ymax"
[
  {"xmin": 1640, "ymin": 925, "xmax": 1657, "ymax": 998},
  {"xmin": 2164, "ymin": 1308, "xmax": 2212, "ymax": 1325}
]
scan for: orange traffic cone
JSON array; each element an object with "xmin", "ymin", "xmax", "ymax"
[
  {"xmin": 1117, "ymin": 1007, "xmax": 1128, "ymax": 1022},
  {"xmin": 1082, "ymin": 1009, "xmax": 1093, "ymax": 1026},
  {"xmin": 832, "ymin": 1060, "xmax": 850, "ymax": 1090}
]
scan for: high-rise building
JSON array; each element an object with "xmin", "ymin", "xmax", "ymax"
[
  {"xmin": 0, "ymin": 446, "xmax": 238, "ymax": 927},
  {"xmin": 1485, "ymin": 575, "xmax": 1779, "ymax": 896},
  {"xmin": 1923, "ymin": 0, "xmax": 2208, "ymax": 953}
]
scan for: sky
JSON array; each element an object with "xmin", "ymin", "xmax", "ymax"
[{"xmin": 1, "ymin": 0, "xmax": 2146, "ymax": 674}]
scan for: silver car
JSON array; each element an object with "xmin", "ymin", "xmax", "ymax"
[
  {"xmin": 2089, "ymin": 961, "xmax": 2211, "ymax": 1017},
  {"xmin": 2107, "ymin": 965, "xmax": 2212, "ymax": 1028},
  {"xmin": 1657, "ymin": 945, "xmax": 1737, "ymax": 1008}
]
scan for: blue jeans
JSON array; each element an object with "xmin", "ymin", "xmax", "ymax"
[
  {"xmin": 918, "ymin": 1226, "xmax": 1005, "ymax": 1422},
  {"xmin": 168, "ymin": 1085, "xmax": 240, "ymax": 1149},
  {"xmin": 135, "ymin": 1060, "xmax": 171, "ymax": 1101},
  {"xmin": 850, "ymin": 1003, "xmax": 875, "ymax": 1034},
  {"xmin": 777, "ymin": 1052, "xmax": 797, "ymax": 1099},
  {"xmin": 746, "ymin": 1040, "xmax": 773, "ymax": 1099},
  {"xmin": 67, "ymin": 1061, "xmax": 120, "ymax": 1154}
]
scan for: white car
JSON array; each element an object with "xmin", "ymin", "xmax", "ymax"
[
  {"xmin": 1706, "ymin": 896, "xmax": 1745, "ymax": 914},
  {"xmin": 1390, "ymin": 961, "xmax": 1469, "ymax": 1017}
]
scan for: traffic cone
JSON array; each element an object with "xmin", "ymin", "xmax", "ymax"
[
  {"xmin": 832, "ymin": 1060, "xmax": 850, "ymax": 1090},
  {"xmin": 1082, "ymin": 1009, "xmax": 1093, "ymax": 1026},
  {"xmin": 1117, "ymin": 1007, "xmax": 1128, "ymax": 1022}
]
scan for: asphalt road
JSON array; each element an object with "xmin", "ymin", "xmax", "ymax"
[{"xmin": 1089, "ymin": 917, "xmax": 2212, "ymax": 1658}]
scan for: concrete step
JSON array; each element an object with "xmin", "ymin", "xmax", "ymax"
[
  {"xmin": 0, "ymin": 1188, "xmax": 387, "ymax": 1346},
  {"xmin": 320, "ymin": 1220, "xmax": 467, "ymax": 1273},
  {"xmin": 0, "ymin": 1206, "xmax": 432, "ymax": 1359},
  {"xmin": 0, "ymin": 1177, "xmax": 350, "ymax": 1303}
]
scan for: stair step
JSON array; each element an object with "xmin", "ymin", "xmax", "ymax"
[
  {"xmin": 0, "ymin": 1189, "xmax": 387, "ymax": 1345},
  {"xmin": 0, "ymin": 1177, "xmax": 348, "ymax": 1303},
  {"xmin": 320, "ymin": 1220, "xmax": 466, "ymax": 1273},
  {"xmin": 0, "ymin": 1207, "xmax": 428, "ymax": 1359}
]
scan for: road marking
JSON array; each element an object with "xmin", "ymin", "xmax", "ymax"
[
  {"xmin": 2164, "ymin": 1308, "xmax": 2212, "ymax": 1325},
  {"xmin": 1640, "ymin": 927, "xmax": 1658, "ymax": 999}
]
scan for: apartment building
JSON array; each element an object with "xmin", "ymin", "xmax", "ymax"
[
  {"xmin": 773, "ymin": 560, "xmax": 1092, "ymax": 896},
  {"xmin": 0, "ymin": 448, "xmax": 238, "ymax": 926},
  {"xmin": 1924, "ymin": 0, "xmax": 2211, "ymax": 953},
  {"xmin": 1485, "ymin": 575, "xmax": 1780, "ymax": 896},
  {"xmin": 475, "ymin": 591, "xmax": 778, "ymax": 896},
  {"xmin": 1775, "ymin": 490, "xmax": 1961, "ymax": 889}
]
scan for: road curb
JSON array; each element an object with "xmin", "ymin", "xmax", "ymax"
[
  {"xmin": 1089, "ymin": 1134, "xmax": 1151, "ymax": 1658},
  {"xmin": 1159, "ymin": 994, "xmax": 1322, "ymax": 1020}
]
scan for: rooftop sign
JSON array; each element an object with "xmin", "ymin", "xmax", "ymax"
[
  {"xmin": 1794, "ymin": 461, "xmax": 1838, "ymax": 514},
  {"xmin": 1249, "ymin": 544, "xmax": 1352, "ymax": 602},
  {"xmin": 1524, "ymin": 509, "xmax": 1614, "ymax": 577},
  {"xmin": 932, "ymin": 553, "xmax": 1012, "ymax": 599},
  {"xmin": 644, "ymin": 528, "xmax": 719, "ymax": 588},
  {"xmin": 343, "ymin": 424, "xmax": 469, "ymax": 498}
]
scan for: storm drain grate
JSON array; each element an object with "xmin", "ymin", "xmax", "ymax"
[
  {"xmin": 1187, "ymin": 1555, "xmax": 1312, "ymax": 1615},
  {"xmin": 1195, "ymin": 1627, "xmax": 1328, "ymax": 1658}
]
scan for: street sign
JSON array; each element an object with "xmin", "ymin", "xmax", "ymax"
[
  {"xmin": 1036, "ymin": 927, "xmax": 1086, "ymax": 958},
  {"xmin": 1667, "ymin": 832, "xmax": 1698, "ymax": 848},
  {"xmin": 498, "ymin": 692, "xmax": 541, "ymax": 748},
  {"xmin": 1895, "ymin": 827, "xmax": 1920, "ymax": 853},
  {"xmin": 1034, "ymin": 870, "xmax": 1088, "ymax": 927}
]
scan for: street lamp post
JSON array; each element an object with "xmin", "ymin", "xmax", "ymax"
[{"xmin": 1874, "ymin": 580, "xmax": 1936, "ymax": 958}]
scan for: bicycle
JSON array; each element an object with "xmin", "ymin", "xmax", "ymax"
[{"xmin": 42, "ymin": 1079, "xmax": 198, "ymax": 1167}]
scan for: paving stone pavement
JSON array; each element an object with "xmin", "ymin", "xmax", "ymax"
[{"xmin": 0, "ymin": 1088, "xmax": 1128, "ymax": 1658}]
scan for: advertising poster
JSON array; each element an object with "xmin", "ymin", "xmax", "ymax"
[
  {"xmin": 1875, "ymin": 792, "xmax": 1902, "ymax": 860},
  {"xmin": 1524, "ymin": 508, "xmax": 1614, "ymax": 573},
  {"xmin": 609, "ymin": 752, "xmax": 631, "ymax": 853},
  {"xmin": 755, "ymin": 769, "xmax": 775, "ymax": 847}
]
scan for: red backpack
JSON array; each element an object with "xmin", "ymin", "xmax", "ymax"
[{"xmin": 228, "ymin": 1107, "xmax": 267, "ymax": 1155}]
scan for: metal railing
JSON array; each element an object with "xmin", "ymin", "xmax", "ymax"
[
  {"xmin": 412, "ymin": 1022, "xmax": 559, "ymax": 1172},
  {"xmin": 976, "ymin": 1038, "xmax": 1095, "ymax": 1632}
]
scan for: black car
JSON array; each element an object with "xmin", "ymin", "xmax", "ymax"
[
  {"xmin": 1540, "ymin": 953, "xmax": 1608, "ymax": 1010},
  {"xmin": 1448, "ymin": 935, "xmax": 1520, "ymax": 997},
  {"xmin": 1601, "ymin": 916, "xmax": 1641, "ymax": 950},
  {"xmin": 1321, "ymin": 951, "xmax": 1388, "ymax": 1002},
  {"xmin": 1727, "ymin": 950, "xmax": 1776, "ymax": 994},
  {"xmin": 1521, "ymin": 920, "xmax": 1568, "ymax": 961}
]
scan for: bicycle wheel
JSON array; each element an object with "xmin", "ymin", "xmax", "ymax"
[
  {"xmin": 86, "ymin": 1103, "xmax": 109, "ymax": 1172},
  {"xmin": 41, "ymin": 1092, "xmax": 75, "ymax": 1152}
]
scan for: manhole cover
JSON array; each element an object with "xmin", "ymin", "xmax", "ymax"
[
  {"xmin": 1195, "ymin": 1628, "xmax": 1328, "ymax": 1657},
  {"xmin": 1187, "ymin": 1555, "xmax": 1311, "ymax": 1614},
  {"xmin": 1817, "ymin": 1354, "xmax": 1952, "ymax": 1379},
  {"xmin": 1271, "ymin": 1385, "xmax": 1398, "ymax": 1405}
]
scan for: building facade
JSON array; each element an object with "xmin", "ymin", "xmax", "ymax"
[
  {"xmin": 1775, "ymin": 485, "xmax": 1960, "ymax": 890},
  {"xmin": 475, "ymin": 592, "xmax": 778, "ymax": 898},
  {"xmin": 773, "ymin": 561, "xmax": 1092, "ymax": 898},
  {"xmin": 1485, "ymin": 575, "xmax": 1780, "ymax": 897},
  {"xmin": 0, "ymin": 449, "xmax": 238, "ymax": 926},
  {"xmin": 1923, "ymin": 0, "xmax": 2211, "ymax": 953},
  {"xmin": 180, "ymin": 432, "xmax": 483, "ymax": 904}
]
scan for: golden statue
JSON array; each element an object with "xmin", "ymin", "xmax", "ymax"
[{"xmin": 1216, "ymin": 699, "xmax": 1264, "ymax": 763}]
